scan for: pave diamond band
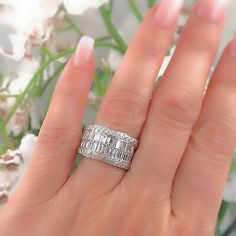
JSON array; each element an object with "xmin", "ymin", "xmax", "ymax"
[{"xmin": 78, "ymin": 124, "xmax": 138, "ymax": 170}]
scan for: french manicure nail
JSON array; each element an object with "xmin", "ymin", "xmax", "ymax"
[
  {"xmin": 155, "ymin": 0, "xmax": 183, "ymax": 28},
  {"xmin": 228, "ymin": 38, "xmax": 236, "ymax": 57},
  {"xmin": 197, "ymin": 0, "xmax": 225, "ymax": 24},
  {"xmin": 73, "ymin": 36, "xmax": 94, "ymax": 67}
]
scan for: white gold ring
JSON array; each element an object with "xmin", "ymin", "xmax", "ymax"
[{"xmin": 78, "ymin": 124, "xmax": 138, "ymax": 170}]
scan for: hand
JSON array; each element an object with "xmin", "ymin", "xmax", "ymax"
[{"xmin": 1, "ymin": 0, "xmax": 236, "ymax": 235}]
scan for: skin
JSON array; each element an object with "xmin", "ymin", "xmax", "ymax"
[{"xmin": 1, "ymin": 2, "xmax": 236, "ymax": 236}]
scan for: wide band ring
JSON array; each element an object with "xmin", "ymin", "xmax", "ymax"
[{"xmin": 78, "ymin": 124, "xmax": 138, "ymax": 170}]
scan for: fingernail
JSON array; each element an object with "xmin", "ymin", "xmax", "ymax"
[
  {"xmin": 228, "ymin": 38, "xmax": 236, "ymax": 57},
  {"xmin": 155, "ymin": 0, "xmax": 183, "ymax": 28},
  {"xmin": 197, "ymin": 0, "xmax": 225, "ymax": 24},
  {"xmin": 73, "ymin": 36, "xmax": 94, "ymax": 66}
]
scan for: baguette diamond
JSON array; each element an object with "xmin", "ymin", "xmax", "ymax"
[{"xmin": 78, "ymin": 124, "xmax": 138, "ymax": 170}]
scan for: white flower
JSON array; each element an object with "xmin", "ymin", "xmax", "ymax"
[
  {"xmin": 0, "ymin": 134, "xmax": 38, "ymax": 208},
  {"xmin": 8, "ymin": 72, "xmax": 34, "ymax": 95},
  {"xmin": 0, "ymin": 54, "xmax": 39, "ymax": 78},
  {"xmin": 0, "ymin": 148, "xmax": 25, "ymax": 207},
  {"xmin": 0, "ymin": 0, "xmax": 62, "ymax": 60},
  {"xmin": 7, "ymin": 108, "xmax": 29, "ymax": 136},
  {"xmin": 29, "ymin": 101, "xmax": 42, "ymax": 130},
  {"xmin": 47, "ymin": 9, "xmax": 108, "ymax": 53},
  {"xmin": 63, "ymin": 0, "xmax": 108, "ymax": 15},
  {"xmin": 106, "ymin": 49, "xmax": 123, "ymax": 71},
  {"xmin": 19, "ymin": 134, "xmax": 38, "ymax": 163},
  {"xmin": 0, "ymin": 149, "xmax": 23, "ymax": 172}
]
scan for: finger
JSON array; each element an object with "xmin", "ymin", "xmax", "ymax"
[
  {"xmin": 12, "ymin": 36, "xmax": 95, "ymax": 205},
  {"xmin": 128, "ymin": 0, "xmax": 225, "ymax": 192},
  {"xmin": 73, "ymin": 0, "xmax": 183, "ymax": 189},
  {"xmin": 171, "ymin": 38, "xmax": 236, "ymax": 228}
]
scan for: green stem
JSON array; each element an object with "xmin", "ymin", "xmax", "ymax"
[
  {"xmin": 128, "ymin": 0, "xmax": 143, "ymax": 21},
  {"xmin": 41, "ymin": 46, "xmax": 53, "ymax": 59},
  {"xmin": 147, "ymin": 0, "xmax": 157, "ymax": 8},
  {"xmin": 230, "ymin": 160, "xmax": 236, "ymax": 174},
  {"xmin": 218, "ymin": 201, "xmax": 231, "ymax": 225},
  {"xmin": 39, "ymin": 63, "xmax": 66, "ymax": 96},
  {"xmin": 215, "ymin": 224, "xmax": 222, "ymax": 236},
  {"xmin": 94, "ymin": 73, "xmax": 103, "ymax": 96},
  {"xmin": 100, "ymin": 6, "xmax": 127, "ymax": 54},
  {"xmin": 95, "ymin": 35, "xmax": 112, "ymax": 41},
  {"xmin": 56, "ymin": 26, "xmax": 73, "ymax": 32},
  {"xmin": 0, "ymin": 128, "xmax": 9, "ymax": 154},
  {"xmin": 0, "ymin": 48, "xmax": 74, "ymax": 134},
  {"xmin": 102, "ymin": 66, "xmax": 110, "ymax": 95},
  {"xmin": 108, "ymin": 0, "xmax": 115, "ymax": 14},
  {"xmin": 65, "ymin": 15, "xmax": 84, "ymax": 36},
  {"xmin": 95, "ymin": 40, "xmax": 120, "ymax": 51},
  {"xmin": 223, "ymin": 219, "xmax": 236, "ymax": 236},
  {"xmin": 36, "ymin": 48, "xmax": 47, "ymax": 96},
  {"xmin": 0, "ymin": 94, "xmax": 19, "ymax": 98}
]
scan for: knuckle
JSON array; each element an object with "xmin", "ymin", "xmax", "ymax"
[
  {"xmin": 134, "ymin": 36, "xmax": 165, "ymax": 67},
  {"xmin": 39, "ymin": 123, "xmax": 79, "ymax": 149},
  {"xmin": 183, "ymin": 30, "xmax": 218, "ymax": 58},
  {"xmin": 97, "ymin": 91, "xmax": 149, "ymax": 130},
  {"xmin": 152, "ymin": 86, "xmax": 200, "ymax": 130},
  {"xmin": 129, "ymin": 44, "xmax": 163, "ymax": 71},
  {"xmin": 191, "ymin": 118, "xmax": 236, "ymax": 160}
]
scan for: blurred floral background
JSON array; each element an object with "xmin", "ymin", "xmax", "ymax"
[{"xmin": 0, "ymin": 0, "xmax": 236, "ymax": 235}]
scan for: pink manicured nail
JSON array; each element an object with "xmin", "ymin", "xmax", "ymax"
[
  {"xmin": 197, "ymin": 0, "xmax": 225, "ymax": 24},
  {"xmin": 228, "ymin": 38, "xmax": 236, "ymax": 57},
  {"xmin": 73, "ymin": 36, "xmax": 94, "ymax": 66},
  {"xmin": 155, "ymin": 0, "xmax": 183, "ymax": 27}
]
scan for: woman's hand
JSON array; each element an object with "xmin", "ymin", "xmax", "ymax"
[{"xmin": 1, "ymin": 0, "xmax": 235, "ymax": 235}]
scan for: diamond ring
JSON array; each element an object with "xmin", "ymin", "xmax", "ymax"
[{"xmin": 78, "ymin": 124, "xmax": 138, "ymax": 170}]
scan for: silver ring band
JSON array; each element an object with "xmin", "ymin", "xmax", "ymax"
[{"xmin": 78, "ymin": 124, "xmax": 138, "ymax": 170}]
